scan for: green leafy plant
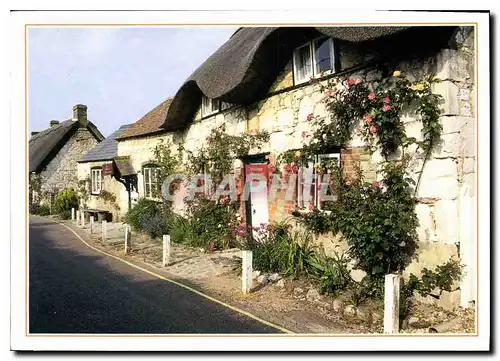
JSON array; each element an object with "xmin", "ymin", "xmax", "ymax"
[
  {"xmin": 29, "ymin": 203, "xmax": 51, "ymax": 216},
  {"xmin": 124, "ymin": 198, "xmax": 160, "ymax": 232},
  {"xmin": 186, "ymin": 124, "xmax": 269, "ymax": 181},
  {"xmin": 97, "ymin": 189, "xmax": 119, "ymax": 210},
  {"xmin": 307, "ymin": 250, "xmax": 352, "ymax": 295},
  {"xmin": 54, "ymin": 188, "xmax": 79, "ymax": 219},
  {"xmin": 244, "ymin": 224, "xmax": 315, "ymax": 278},
  {"xmin": 408, "ymin": 259, "xmax": 463, "ymax": 298}
]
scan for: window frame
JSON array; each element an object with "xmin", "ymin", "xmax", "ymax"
[
  {"xmin": 143, "ymin": 165, "xmax": 161, "ymax": 200},
  {"xmin": 91, "ymin": 167, "xmax": 103, "ymax": 195},
  {"xmin": 201, "ymin": 95, "xmax": 220, "ymax": 118},
  {"xmin": 293, "ymin": 36, "xmax": 336, "ymax": 85},
  {"xmin": 297, "ymin": 152, "xmax": 340, "ymax": 212}
]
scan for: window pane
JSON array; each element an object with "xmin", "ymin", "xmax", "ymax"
[
  {"xmin": 212, "ymin": 100, "xmax": 220, "ymax": 113},
  {"xmin": 314, "ymin": 38, "xmax": 333, "ymax": 74},
  {"xmin": 295, "ymin": 44, "xmax": 312, "ymax": 81}
]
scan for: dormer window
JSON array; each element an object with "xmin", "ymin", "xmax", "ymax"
[
  {"xmin": 201, "ymin": 96, "xmax": 220, "ymax": 117},
  {"xmin": 293, "ymin": 37, "xmax": 335, "ymax": 85},
  {"xmin": 201, "ymin": 95, "xmax": 233, "ymax": 117}
]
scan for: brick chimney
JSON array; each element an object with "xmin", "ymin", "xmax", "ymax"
[
  {"xmin": 72, "ymin": 104, "xmax": 88, "ymax": 127},
  {"xmin": 50, "ymin": 120, "xmax": 59, "ymax": 127}
]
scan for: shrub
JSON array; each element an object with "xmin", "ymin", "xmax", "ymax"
[
  {"xmin": 30, "ymin": 203, "xmax": 51, "ymax": 216},
  {"xmin": 245, "ymin": 225, "xmax": 315, "ymax": 278},
  {"xmin": 124, "ymin": 198, "xmax": 160, "ymax": 232},
  {"xmin": 307, "ymin": 250, "xmax": 352, "ymax": 295},
  {"xmin": 139, "ymin": 213, "xmax": 168, "ymax": 239},
  {"xmin": 182, "ymin": 197, "xmax": 239, "ymax": 249},
  {"xmin": 54, "ymin": 188, "xmax": 79, "ymax": 217}
]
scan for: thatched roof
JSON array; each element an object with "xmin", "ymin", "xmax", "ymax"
[
  {"xmin": 161, "ymin": 26, "xmax": 460, "ymax": 131},
  {"xmin": 29, "ymin": 119, "xmax": 104, "ymax": 173},
  {"xmin": 117, "ymin": 98, "xmax": 173, "ymax": 140},
  {"xmin": 79, "ymin": 124, "xmax": 132, "ymax": 163}
]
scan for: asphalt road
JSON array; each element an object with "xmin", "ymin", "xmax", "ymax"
[{"xmin": 29, "ymin": 216, "xmax": 280, "ymax": 334}]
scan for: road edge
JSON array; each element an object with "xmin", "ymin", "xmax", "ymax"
[{"xmin": 52, "ymin": 218, "xmax": 294, "ymax": 335}]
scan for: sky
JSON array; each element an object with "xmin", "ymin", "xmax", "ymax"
[{"xmin": 28, "ymin": 26, "xmax": 237, "ymax": 137}]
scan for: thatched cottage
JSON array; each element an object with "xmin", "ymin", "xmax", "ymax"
[
  {"xmin": 29, "ymin": 104, "xmax": 104, "ymax": 207},
  {"xmin": 85, "ymin": 26, "xmax": 477, "ymax": 309}
]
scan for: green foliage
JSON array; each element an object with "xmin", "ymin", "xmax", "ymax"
[
  {"xmin": 139, "ymin": 213, "xmax": 169, "ymax": 239},
  {"xmin": 97, "ymin": 189, "xmax": 119, "ymax": 210},
  {"xmin": 54, "ymin": 188, "xmax": 79, "ymax": 217},
  {"xmin": 330, "ymin": 161, "xmax": 419, "ymax": 279},
  {"xmin": 124, "ymin": 198, "xmax": 161, "ymax": 232},
  {"xmin": 295, "ymin": 159, "xmax": 419, "ymax": 282},
  {"xmin": 244, "ymin": 225, "xmax": 315, "ymax": 278},
  {"xmin": 29, "ymin": 203, "xmax": 51, "ymax": 216},
  {"xmin": 303, "ymin": 72, "xmax": 443, "ymax": 158},
  {"xmin": 167, "ymin": 197, "xmax": 239, "ymax": 249},
  {"xmin": 152, "ymin": 140, "xmax": 184, "ymax": 183},
  {"xmin": 408, "ymin": 259, "xmax": 463, "ymax": 297},
  {"xmin": 187, "ymin": 124, "xmax": 270, "ymax": 181},
  {"xmin": 307, "ymin": 250, "xmax": 352, "ymax": 295}
]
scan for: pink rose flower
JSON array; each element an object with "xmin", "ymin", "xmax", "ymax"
[
  {"xmin": 354, "ymin": 78, "xmax": 362, "ymax": 85},
  {"xmin": 347, "ymin": 78, "xmax": 355, "ymax": 87},
  {"xmin": 373, "ymin": 182, "xmax": 381, "ymax": 189},
  {"xmin": 382, "ymin": 104, "xmax": 391, "ymax": 112},
  {"xmin": 369, "ymin": 125, "xmax": 378, "ymax": 134},
  {"xmin": 363, "ymin": 114, "xmax": 373, "ymax": 124},
  {"xmin": 291, "ymin": 165, "xmax": 299, "ymax": 174},
  {"xmin": 284, "ymin": 164, "xmax": 292, "ymax": 173},
  {"xmin": 383, "ymin": 97, "xmax": 391, "ymax": 104},
  {"xmin": 301, "ymin": 131, "xmax": 306, "ymax": 138},
  {"xmin": 307, "ymin": 113, "xmax": 313, "ymax": 121},
  {"xmin": 368, "ymin": 92, "xmax": 376, "ymax": 100}
]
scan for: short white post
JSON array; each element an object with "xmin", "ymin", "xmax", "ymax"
[
  {"xmin": 384, "ymin": 274, "xmax": 400, "ymax": 334},
  {"xmin": 242, "ymin": 250, "xmax": 253, "ymax": 294},
  {"xmin": 102, "ymin": 220, "xmax": 107, "ymax": 241},
  {"xmin": 75, "ymin": 210, "xmax": 79, "ymax": 224},
  {"xmin": 71, "ymin": 208, "xmax": 75, "ymax": 220},
  {"xmin": 80, "ymin": 211, "xmax": 85, "ymax": 227},
  {"xmin": 162, "ymin": 235, "xmax": 171, "ymax": 266},
  {"xmin": 90, "ymin": 215, "xmax": 94, "ymax": 234},
  {"xmin": 124, "ymin": 225, "xmax": 131, "ymax": 254}
]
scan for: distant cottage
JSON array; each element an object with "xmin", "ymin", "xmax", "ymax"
[{"xmin": 29, "ymin": 104, "xmax": 104, "ymax": 207}]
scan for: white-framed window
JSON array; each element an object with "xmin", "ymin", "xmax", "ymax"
[
  {"xmin": 201, "ymin": 95, "xmax": 220, "ymax": 118},
  {"xmin": 297, "ymin": 153, "xmax": 340, "ymax": 211},
  {"xmin": 91, "ymin": 168, "xmax": 102, "ymax": 195},
  {"xmin": 143, "ymin": 165, "xmax": 161, "ymax": 199},
  {"xmin": 293, "ymin": 37, "xmax": 335, "ymax": 85}
]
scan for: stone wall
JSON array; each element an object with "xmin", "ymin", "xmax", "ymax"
[{"xmin": 39, "ymin": 127, "xmax": 100, "ymax": 194}]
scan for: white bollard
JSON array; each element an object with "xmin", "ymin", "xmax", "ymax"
[
  {"xmin": 90, "ymin": 215, "xmax": 94, "ymax": 234},
  {"xmin": 242, "ymin": 250, "xmax": 253, "ymax": 294},
  {"xmin": 384, "ymin": 274, "xmax": 401, "ymax": 334},
  {"xmin": 163, "ymin": 235, "xmax": 171, "ymax": 266},
  {"xmin": 75, "ymin": 210, "xmax": 79, "ymax": 224},
  {"xmin": 80, "ymin": 211, "xmax": 85, "ymax": 227},
  {"xmin": 71, "ymin": 208, "xmax": 75, "ymax": 220},
  {"xmin": 124, "ymin": 225, "xmax": 131, "ymax": 254},
  {"xmin": 102, "ymin": 220, "xmax": 107, "ymax": 241}
]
